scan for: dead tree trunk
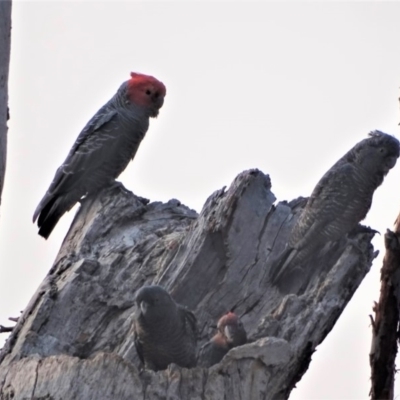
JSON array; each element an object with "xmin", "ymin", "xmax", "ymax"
[
  {"xmin": 0, "ymin": 0, "xmax": 11, "ymax": 208},
  {"xmin": 0, "ymin": 170, "xmax": 377, "ymax": 399},
  {"xmin": 369, "ymin": 216, "xmax": 400, "ymax": 400}
]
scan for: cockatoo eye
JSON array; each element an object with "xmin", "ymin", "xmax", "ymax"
[
  {"xmin": 378, "ymin": 147, "xmax": 387, "ymax": 155},
  {"xmin": 145, "ymin": 89, "xmax": 152, "ymax": 95}
]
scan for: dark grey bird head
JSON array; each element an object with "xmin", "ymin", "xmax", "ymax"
[
  {"xmin": 349, "ymin": 130, "xmax": 399, "ymax": 178},
  {"xmin": 134, "ymin": 285, "xmax": 177, "ymax": 323}
]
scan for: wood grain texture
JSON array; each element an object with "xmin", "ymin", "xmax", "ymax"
[
  {"xmin": 0, "ymin": 169, "xmax": 377, "ymax": 399},
  {"xmin": 369, "ymin": 219, "xmax": 400, "ymax": 400}
]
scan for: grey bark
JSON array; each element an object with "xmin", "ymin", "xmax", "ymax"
[
  {"xmin": 0, "ymin": 1, "xmax": 11, "ymax": 207},
  {"xmin": 0, "ymin": 170, "xmax": 377, "ymax": 399},
  {"xmin": 369, "ymin": 217, "xmax": 400, "ymax": 400}
]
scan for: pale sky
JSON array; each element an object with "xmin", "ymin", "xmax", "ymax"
[{"xmin": 1, "ymin": 2, "xmax": 400, "ymax": 399}]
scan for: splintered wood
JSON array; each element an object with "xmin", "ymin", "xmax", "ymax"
[{"xmin": 0, "ymin": 171, "xmax": 377, "ymax": 399}]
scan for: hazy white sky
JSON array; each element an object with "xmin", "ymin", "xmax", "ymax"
[{"xmin": 1, "ymin": 2, "xmax": 400, "ymax": 398}]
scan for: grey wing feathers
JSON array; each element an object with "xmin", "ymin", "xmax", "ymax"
[
  {"xmin": 271, "ymin": 163, "xmax": 355, "ymax": 286},
  {"xmin": 197, "ymin": 341, "xmax": 213, "ymax": 367},
  {"xmin": 179, "ymin": 305, "xmax": 197, "ymax": 339},
  {"xmin": 197, "ymin": 339, "xmax": 229, "ymax": 367},
  {"xmin": 177, "ymin": 305, "xmax": 197, "ymax": 367},
  {"xmin": 290, "ymin": 163, "xmax": 355, "ymax": 246},
  {"xmin": 32, "ymin": 108, "xmax": 118, "ymax": 223}
]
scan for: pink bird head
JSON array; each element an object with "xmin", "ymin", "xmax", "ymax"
[
  {"xmin": 217, "ymin": 312, "xmax": 239, "ymax": 330},
  {"xmin": 127, "ymin": 72, "xmax": 166, "ymax": 117},
  {"xmin": 217, "ymin": 311, "xmax": 247, "ymax": 346}
]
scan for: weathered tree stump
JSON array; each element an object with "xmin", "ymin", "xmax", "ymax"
[{"xmin": 0, "ymin": 169, "xmax": 377, "ymax": 399}]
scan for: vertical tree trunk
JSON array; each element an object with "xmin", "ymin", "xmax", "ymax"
[
  {"xmin": 369, "ymin": 216, "xmax": 400, "ymax": 400},
  {"xmin": 0, "ymin": 0, "xmax": 11, "ymax": 208},
  {"xmin": 369, "ymin": 86, "xmax": 400, "ymax": 400}
]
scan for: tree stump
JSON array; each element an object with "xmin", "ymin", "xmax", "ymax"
[{"xmin": 0, "ymin": 169, "xmax": 377, "ymax": 399}]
